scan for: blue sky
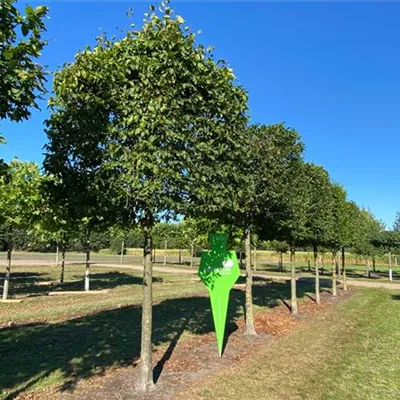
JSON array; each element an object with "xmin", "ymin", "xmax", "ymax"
[{"xmin": 1, "ymin": 1, "xmax": 399, "ymax": 227}]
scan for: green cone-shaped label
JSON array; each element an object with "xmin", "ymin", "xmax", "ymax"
[{"xmin": 199, "ymin": 232, "xmax": 240, "ymax": 356}]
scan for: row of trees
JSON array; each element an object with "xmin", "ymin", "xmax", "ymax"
[{"xmin": 1, "ymin": 0, "xmax": 399, "ymax": 393}]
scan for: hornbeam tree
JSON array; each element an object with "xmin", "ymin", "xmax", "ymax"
[
  {"xmin": 0, "ymin": 160, "xmax": 42, "ymax": 300},
  {"xmin": 44, "ymin": 4, "xmax": 249, "ymax": 393},
  {"xmin": 251, "ymin": 124, "xmax": 305, "ymax": 316}
]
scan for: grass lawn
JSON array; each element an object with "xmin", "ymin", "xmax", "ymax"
[
  {"xmin": 253, "ymin": 261, "xmax": 400, "ymax": 283},
  {"xmin": 0, "ymin": 264, "xmax": 320, "ymax": 399},
  {"xmin": 180, "ymin": 288, "xmax": 400, "ymax": 400}
]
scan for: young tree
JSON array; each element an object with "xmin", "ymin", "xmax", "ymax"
[
  {"xmin": 301, "ymin": 164, "xmax": 334, "ymax": 305},
  {"xmin": 44, "ymin": 4, "xmax": 249, "ymax": 393},
  {"xmin": 241, "ymin": 123, "xmax": 304, "ymax": 326},
  {"xmin": 0, "ymin": 1, "xmax": 48, "ymax": 143},
  {"xmin": 0, "ymin": 160, "xmax": 42, "ymax": 300}
]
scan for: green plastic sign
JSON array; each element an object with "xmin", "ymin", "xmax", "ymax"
[{"xmin": 198, "ymin": 232, "xmax": 240, "ymax": 357}]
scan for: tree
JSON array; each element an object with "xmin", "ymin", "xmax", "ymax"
[
  {"xmin": 0, "ymin": 160, "xmax": 42, "ymax": 300},
  {"xmin": 300, "ymin": 163, "xmax": 334, "ymax": 305},
  {"xmin": 250, "ymin": 124, "xmax": 305, "ymax": 315},
  {"xmin": 0, "ymin": 1, "xmax": 48, "ymax": 143},
  {"xmin": 354, "ymin": 210, "xmax": 384, "ymax": 278},
  {"xmin": 44, "ymin": 4, "xmax": 249, "ymax": 393},
  {"xmin": 371, "ymin": 230, "xmax": 400, "ymax": 281},
  {"xmin": 393, "ymin": 211, "xmax": 400, "ymax": 233}
]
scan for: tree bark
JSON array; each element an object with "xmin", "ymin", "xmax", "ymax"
[
  {"xmin": 244, "ymin": 228, "xmax": 257, "ymax": 336},
  {"xmin": 366, "ymin": 258, "xmax": 371, "ymax": 278},
  {"xmin": 85, "ymin": 246, "xmax": 90, "ymax": 292},
  {"xmin": 138, "ymin": 227, "xmax": 155, "ymax": 392},
  {"xmin": 342, "ymin": 247, "xmax": 347, "ymax": 291},
  {"xmin": 290, "ymin": 247, "xmax": 298, "ymax": 315},
  {"xmin": 331, "ymin": 252, "xmax": 337, "ymax": 297},
  {"xmin": 120, "ymin": 240, "xmax": 125, "ymax": 264},
  {"xmin": 60, "ymin": 243, "xmax": 66, "ymax": 284},
  {"xmin": 313, "ymin": 244, "xmax": 321, "ymax": 304},
  {"xmin": 56, "ymin": 242, "xmax": 59, "ymax": 267},
  {"xmin": 279, "ymin": 252, "xmax": 284, "ymax": 272},
  {"xmin": 164, "ymin": 239, "xmax": 167, "ymax": 266},
  {"xmin": 389, "ymin": 250, "xmax": 393, "ymax": 281},
  {"xmin": 2, "ymin": 248, "xmax": 12, "ymax": 300}
]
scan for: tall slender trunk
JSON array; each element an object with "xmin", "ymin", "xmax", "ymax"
[
  {"xmin": 290, "ymin": 247, "xmax": 298, "ymax": 315},
  {"xmin": 313, "ymin": 244, "xmax": 321, "ymax": 304},
  {"xmin": 190, "ymin": 242, "xmax": 194, "ymax": 268},
  {"xmin": 366, "ymin": 258, "xmax": 371, "ymax": 278},
  {"xmin": 178, "ymin": 248, "xmax": 182, "ymax": 265},
  {"xmin": 307, "ymin": 251, "xmax": 311, "ymax": 272},
  {"xmin": 139, "ymin": 227, "xmax": 155, "ymax": 392},
  {"xmin": 342, "ymin": 247, "xmax": 347, "ymax": 291},
  {"xmin": 372, "ymin": 256, "xmax": 376, "ymax": 272},
  {"xmin": 389, "ymin": 250, "xmax": 393, "ymax": 281},
  {"xmin": 2, "ymin": 247, "xmax": 12, "ymax": 300},
  {"xmin": 120, "ymin": 240, "xmax": 125, "ymax": 264},
  {"xmin": 244, "ymin": 228, "xmax": 256, "ymax": 336},
  {"xmin": 60, "ymin": 242, "xmax": 66, "ymax": 284},
  {"xmin": 164, "ymin": 239, "xmax": 167, "ymax": 266},
  {"xmin": 279, "ymin": 252, "xmax": 283, "ymax": 272},
  {"xmin": 55, "ymin": 242, "xmax": 59, "ymax": 266},
  {"xmin": 331, "ymin": 252, "xmax": 337, "ymax": 296},
  {"xmin": 85, "ymin": 246, "xmax": 90, "ymax": 292}
]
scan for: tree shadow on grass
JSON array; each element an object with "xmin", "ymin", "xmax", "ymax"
[
  {"xmin": 1, "ymin": 271, "xmax": 158, "ymax": 298},
  {"xmin": 0, "ymin": 278, "xmax": 318, "ymax": 399}
]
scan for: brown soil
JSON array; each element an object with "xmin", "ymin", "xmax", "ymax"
[{"xmin": 18, "ymin": 289, "xmax": 353, "ymax": 400}]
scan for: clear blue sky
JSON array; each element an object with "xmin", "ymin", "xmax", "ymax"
[{"xmin": 1, "ymin": 1, "xmax": 399, "ymax": 227}]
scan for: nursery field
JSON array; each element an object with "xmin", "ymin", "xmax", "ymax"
[{"xmin": 1, "ymin": 263, "xmax": 400, "ymax": 399}]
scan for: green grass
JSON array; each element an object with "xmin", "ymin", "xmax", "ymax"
[
  {"xmin": 253, "ymin": 261, "xmax": 400, "ymax": 283},
  {"xmin": 0, "ymin": 264, "xmax": 319, "ymax": 399},
  {"xmin": 181, "ymin": 288, "xmax": 400, "ymax": 400}
]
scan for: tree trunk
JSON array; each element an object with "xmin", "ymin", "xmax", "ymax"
[
  {"xmin": 164, "ymin": 239, "xmax": 167, "ymax": 266},
  {"xmin": 120, "ymin": 240, "xmax": 125, "ymax": 264},
  {"xmin": 321, "ymin": 255, "xmax": 324, "ymax": 276},
  {"xmin": 56, "ymin": 242, "xmax": 59, "ymax": 266},
  {"xmin": 331, "ymin": 252, "xmax": 337, "ymax": 296},
  {"xmin": 244, "ymin": 228, "xmax": 257, "ymax": 336},
  {"xmin": 313, "ymin": 244, "xmax": 321, "ymax": 304},
  {"xmin": 342, "ymin": 247, "xmax": 347, "ymax": 291},
  {"xmin": 190, "ymin": 242, "xmax": 194, "ymax": 268},
  {"xmin": 389, "ymin": 250, "xmax": 393, "ymax": 281},
  {"xmin": 279, "ymin": 252, "xmax": 284, "ymax": 272},
  {"xmin": 85, "ymin": 247, "xmax": 90, "ymax": 292},
  {"xmin": 60, "ymin": 243, "xmax": 66, "ymax": 284},
  {"xmin": 138, "ymin": 227, "xmax": 155, "ymax": 392},
  {"xmin": 372, "ymin": 256, "xmax": 376, "ymax": 272},
  {"xmin": 366, "ymin": 258, "xmax": 371, "ymax": 278},
  {"xmin": 178, "ymin": 248, "xmax": 182, "ymax": 265},
  {"xmin": 290, "ymin": 247, "xmax": 298, "ymax": 315},
  {"xmin": 307, "ymin": 252, "xmax": 311, "ymax": 272},
  {"xmin": 2, "ymin": 248, "xmax": 12, "ymax": 300}
]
